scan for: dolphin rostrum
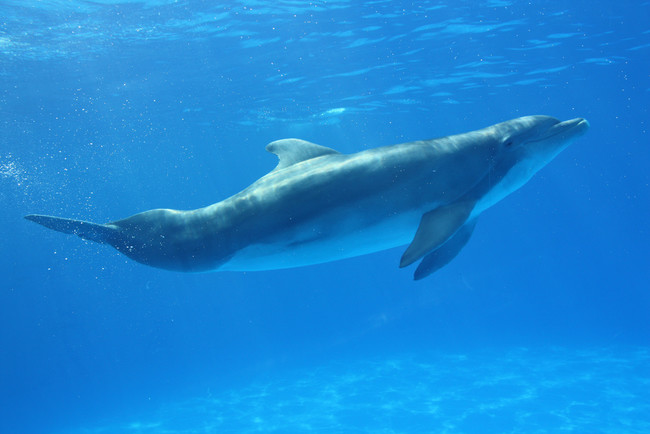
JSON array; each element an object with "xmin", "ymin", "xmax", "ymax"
[{"xmin": 26, "ymin": 115, "xmax": 589, "ymax": 280}]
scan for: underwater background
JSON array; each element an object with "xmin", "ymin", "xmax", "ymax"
[{"xmin": 1, "ymin": 0, "xmax": 649, "ymax": 432}]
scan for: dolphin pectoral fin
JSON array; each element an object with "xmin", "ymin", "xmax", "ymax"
[
  {"xmin": 265, "ymin": 138, "xmax": 340, "ymax": 172},
  {"xmin": 413, "ymin": 219, "xmax": 477, "ymax": 280},
  {"xmin": 400, "ymin": 201, "xmax": 475, "ymax": 268},
  {"xmin": 25, "ymin": 214, "xmax": 118, "ymax": 245}
]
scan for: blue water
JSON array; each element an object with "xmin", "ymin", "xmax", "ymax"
[{"xmin": 1, "ymin": 1, "xmax": 649, "ymax": 432}]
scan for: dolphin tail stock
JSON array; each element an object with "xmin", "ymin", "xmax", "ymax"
[{"xmin": 24, "ymin": 214, "xmax": 119, "ymax": 245}]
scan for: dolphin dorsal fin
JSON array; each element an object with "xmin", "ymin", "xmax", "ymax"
[{"xmin": 266, "ymin": 138, "xmax": 339, "ymax": 171}]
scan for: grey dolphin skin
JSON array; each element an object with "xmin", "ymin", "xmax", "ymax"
[{"xmin": 26, "ymin": 115, "xmax": 589, "ymax": 280}]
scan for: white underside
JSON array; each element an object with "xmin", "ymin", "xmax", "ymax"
[{"xmin": 219, "ymin": 209, "xmax": 424, "ymax": 271}]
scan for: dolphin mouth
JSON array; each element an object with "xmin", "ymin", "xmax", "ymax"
[
  {"xmin": 558, "ymin": 117, "xmax": 590, "ymax": 133},
  {"xmin": 530, "ymin": 117, "xmax": 589, "ymax": 143}
]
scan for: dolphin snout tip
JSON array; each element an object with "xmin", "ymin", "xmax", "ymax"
[
  {"xmin": 564, "ymin": 117, "xmax": 589, "ymax": 136},
  {"xmin": 576, "ymin": 118, "xmax": 590, "ymax": 136}
]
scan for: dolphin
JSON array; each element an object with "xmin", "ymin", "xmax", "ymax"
[{"xmin": 25, "ymin": 115, "xmax": 589, "ymax": 280}]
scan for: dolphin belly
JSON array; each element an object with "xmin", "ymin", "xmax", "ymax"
[{"xmin": 220, "ymin": 208, "xmax": 423, "ymax": 271}]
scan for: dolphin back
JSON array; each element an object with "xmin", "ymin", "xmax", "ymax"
[{"xmin": 25, "ymin": 214, "xmax": 118, "ymax": 245}]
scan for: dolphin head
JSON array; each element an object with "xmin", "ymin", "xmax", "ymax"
[
  {"xmin": 472, "ymin": 115, "xmax": 589, "ymax": 215},
  {"xmin": 497, "ymin": 115, "xmax": 589, "ymax": 164}
]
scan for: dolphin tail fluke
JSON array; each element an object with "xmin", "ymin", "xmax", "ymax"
[{"xmin": 25, "ymin": 214, "xmax": 118, "ymax": 245}]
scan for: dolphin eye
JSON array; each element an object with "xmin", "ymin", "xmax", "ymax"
[{"xmin": 504, "ymin": 140, "xmax": 514, "ymax": 147}]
